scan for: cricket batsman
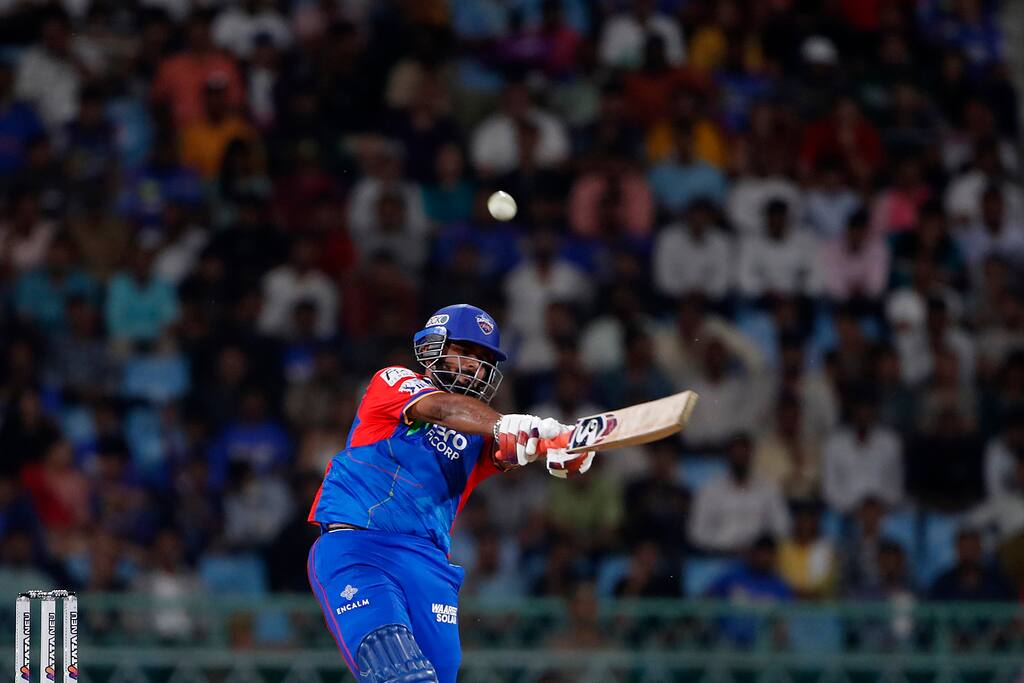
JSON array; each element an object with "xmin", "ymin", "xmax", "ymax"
[{"xmin": 307, "ymin": 304, "xmax": 595, "ymax": 682}]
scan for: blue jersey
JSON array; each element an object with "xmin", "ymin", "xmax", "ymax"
[{"xmin": 308, "ymin": 366, "xmax": 499, "ymax": 554}]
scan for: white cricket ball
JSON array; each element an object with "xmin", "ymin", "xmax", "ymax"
[{"xmin": 487, "ymin": 191, "xmax": 517, "ymax": 221}]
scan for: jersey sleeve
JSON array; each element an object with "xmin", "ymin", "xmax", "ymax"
[{"xmin": 350, "ymin": 367, "xmax": 442, "ymax": 447}]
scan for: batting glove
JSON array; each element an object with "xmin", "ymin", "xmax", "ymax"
[
  {"xmin": 493, "ymin": 415, "xmax": 565, "ymax": 469},
  {"xmin": 539, "ymin": 430, "xmax": 597, "ymax": 479}
]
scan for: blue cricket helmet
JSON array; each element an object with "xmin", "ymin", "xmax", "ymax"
[{"xmin": 413, "ymin": 304, "xmax": 506, "ymax": 362}]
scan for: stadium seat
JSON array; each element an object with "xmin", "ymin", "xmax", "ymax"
[
  {"xmin": 679, "ymin": 457, "xmax": 729, "ymax": 491},
  {"xmin": 59, "ymin": 405, "xmax": 96, "ymax": 451},
  {"xmin": 820, "ymin": 508, "xmax": 843, "ymax": 543},
  {"xmin": 683, "ymin": 557, "xmax": 737, "ymax": 597},
  {"xmin": 199, "ymin": 554, "xmax": 291, "ymax": 645},
  {"xmin": 199, "ymin": 554, "xmax": 269, "ymax": 595},
  {"xmin": 880, "ymin": 508, "xmax": 918, "ymax": 559},
  {"xmin": 595, "ymin": 555, "xmax": 630, "ymax": 597},
  {"xmin": 121, "ymin": 352, "xmax": 190, "ymax": 403},
  {"xmin": 123, "ymin": 407, "xmax": 165, "ymax": 480},
  {"xmin": 918, "ymin": 513, "xmax": 961, "ymax": 589},
  {"xmin": 788, "ymin": 611, "xmax": 842, "ymax": 653}
]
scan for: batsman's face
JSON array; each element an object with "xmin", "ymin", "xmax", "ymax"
[{"xmin": 438, "ymin": 342, "xmax": 494, "ymax": 389}]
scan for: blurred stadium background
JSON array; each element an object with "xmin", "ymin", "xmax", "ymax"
[{"xmin": 2, "ymin": 0, "xmax": 1024, "ymax": 681}]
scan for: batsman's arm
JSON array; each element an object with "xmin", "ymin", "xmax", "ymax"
[
  {"xmin": 407, "ymin": 393, "xmax": 562, "ymax": 470},
  {"xmin": 406, "ymin": 392, "xmax": 501, "ymax": 436}
]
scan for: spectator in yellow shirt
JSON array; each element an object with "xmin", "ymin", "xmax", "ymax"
[
  {"xmin": 778, "ymin": 501, "xmax": 838, "ymax": 599},
  {"xmin": 645, "ymin": 86, "xmax": 727, "ymax": 167},
  {"xmin": 181, "ymin": 76, "xmax": 256, "ymax": 180},
  {"xmin": 687, "ymin": 0, "xmax": 764, "ymax": 74}
]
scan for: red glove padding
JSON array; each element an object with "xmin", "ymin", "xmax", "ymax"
[
  {"xmin": 493, "ymin": 415, "xmax": 564, "ymax": 470},
  {"xmin": 538, "ymin": 430, "xmax": 596, "ymax": 479}
]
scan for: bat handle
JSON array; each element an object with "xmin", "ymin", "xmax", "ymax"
[{"xmin": 534, "ymin": 431, "xmax": 571, "ymax": 458}]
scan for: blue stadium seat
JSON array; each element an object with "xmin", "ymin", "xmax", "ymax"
[
  {"xmin": 123, "ymin": 407, "xmax": 165, "ymax": 480},
  {"xmin": 595, "ymin": 555, "xmax": 630, "ymax": 597},
  {"xmin": 788, "ymin": 611, "xmax": 842, "ymax": 653},
  {"xmin": 919, "ymin": 513, "xmax": 961, "ymax": 589},
  {"xmin": 683, "ymin": 557, "xmax": 736, "ymax": 597},
  {"xmin": 199, "ymin": 554, "xmax": 269, "ymax": 595},
  {"xmin": 678, "ymin": 457, "xmax": 728, "ymax": 491},
  {"xmin": 880, "ymin": 508, "xmax": 918, "ymax": 558},
  {"xmin": 820, "ymin": 508, "xmax": 843, "ymax": 543},
  {"xmin": 60, "ymin": 405, "xmax": 96, "ymax": 451},
  {"xmin": 121, "ymin": 352, "xmax": 190, "ymax": 403},
  {"xmin": 199, "ymin": 554, "xmax": 292, "ymax": 644}
]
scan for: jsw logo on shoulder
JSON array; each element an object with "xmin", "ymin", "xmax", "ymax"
[{"xmin": 424, "ymin": 425, "xmax": 469, "ymax": 461}]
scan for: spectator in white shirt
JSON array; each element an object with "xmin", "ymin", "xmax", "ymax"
[
  {"xmin": 258, "ymin": 238, "xmax": 338, "ymax": 339},
  {"xmin": 803, "ymin": 161, "xmax": 860, "ymax": 240},
  {"xmin": 956, "ymin": 186, "xmax": 1024, "ymax": 277},
  {"xmin": 579, "ymin": 285, "xmax": 655, "ymax": 373},
  {"xmin": 504, "ymin": 230, "xmax": 590, "ymax": 370},
  {"xmin": 0, "ymin": 189, "xmax": 55, "ymax": 276},
  {"xmin": 347, "ymin": 140, "xmax": 428, "ymax": 238},
  {"xmin": 682, "ymin": 335, "xmax": 765, "ymax": 452},
  {"xmin": 470, "ymin": 81, "xmax": 569, "ymax": 177},
  {"xmin": 975, "ymin": 290, "xmax": 1024, "ymax": 375},
  {"xmin": 354, "ymin": 190, "xmax": 428, "ymax": 272},
  {"xmin": 688, "ymin": 435, "xmax": 791, "ymax": 554},
  {"xmin": 652, "ymin": 293, "xmax": 759, "ymax": 388},
  {"xmin": 984, "ymin": 418, "xmax": 1024, "ymax": 500},
  {"xmin": 822, "ymin": 394, "xmax": 904, "ymax": 514},
  {"xmin": 153, "ymin": 203, "xmax": 208, "ymax": 286},
  {"xmin": 246, "ymin": 34, "xmax": 282, "ymax": 129},
  {"xmin": 945, "ymin": 141, "xmax": 1024, "ymax": 229},
  {"xmin": 212, "ymin": 0, "xmax": 291, "ymax": 59},
  {"xmin": 968, "ymin": 449, "xmax": 1024, "ymax": 547},
  {"xmin": 726, "ymin": 160, "xmax": 803, "ymax": 237},
  {"xmin": 652, "ymin": 198, "xmax": 733, "ymax": 301},
  {"xmin": 222, "ymin": 461, "xmax": 293, "ymax": 549},
  {"xmin": 736, "ymin": 200, "xmax": 823, "ymax": 299},
  {"xmin": 14, "ymin": 8, "xmax": 100, "ymax": 129},
  {"xmin": 821, "ymin": 209, "xmax": 891, "ymax": 302},
  {"xmin": 923, "ymin": 297, "xmax": 977, "ymax": 387},
  {"xmin": 598, "ymin": 0, "xmax": 685, "ymax": 69},
  {"xmin": 133, "ymin": 530, "xmax": 204, "ymax": 640}
]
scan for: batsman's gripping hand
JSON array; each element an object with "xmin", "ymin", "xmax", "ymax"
[
  {"xmin": 539, "ymin": 430, "xmax": 596, "ymax": 479},
  {"xmin": 493, "ymin": 415, "xmax": 565, "ymax": 469}
]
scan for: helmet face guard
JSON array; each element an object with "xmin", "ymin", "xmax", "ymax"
[{"xmin": 414, "ymin": 326, "xmax": 503, "ymax": 404}]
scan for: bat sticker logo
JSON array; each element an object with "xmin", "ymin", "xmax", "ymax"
[{"xmin": 569, "ymin": 414, "xmax": 618, "ymax": 450}]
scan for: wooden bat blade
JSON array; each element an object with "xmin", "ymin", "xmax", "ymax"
[{"xmin": 566, "ymin": 391, "xmax": 699, "ymax": 454}]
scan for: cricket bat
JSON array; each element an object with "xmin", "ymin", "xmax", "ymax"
[{"xmin": 565, "ymin": 391, "xmax": 699, "ymax": 454}]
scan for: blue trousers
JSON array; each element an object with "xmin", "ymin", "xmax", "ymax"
[{"xmin": 307, "ymin": 529, "xmax": 465, "ymax": 681}]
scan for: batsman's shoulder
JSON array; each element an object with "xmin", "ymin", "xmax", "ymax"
[
  {"xmin": 375, "ymin": 366, "xmax": 421, "ymax": 387},
  {"xmin": 369, "ymin": 366, "xmax": 437, "ymax": 401}
]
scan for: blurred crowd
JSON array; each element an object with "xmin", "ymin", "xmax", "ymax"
[{"xmin": 1, "ymin": 0, "xmax": 1024, "ymax": 642}]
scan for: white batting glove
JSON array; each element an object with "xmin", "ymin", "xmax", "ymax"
[
  {"xmin": 493, "ymin": 415, "xmax": 569, "ymax": 469},
  {"xmin": 548, "ymin": 448, "xmax": 596, "ymax": 479},
  {"xmin": 536, "ymin": 417, "xmax": 568, "ymax": 440},
  {"xmin": 494, "ymin": 414, "xmax": 539, "ymax": 468},
  {"xmin": 539, "ymin": 430, "xmax": 597, "ymax": 479}
]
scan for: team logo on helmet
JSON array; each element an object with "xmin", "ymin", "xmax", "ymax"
[
  {"xmin": 475, "ymin": 315, "xmax": 495, "ymax": 335},
  {"xmin": 568, "ymin": 414, "xmax": 618, "ymax": 451}
]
